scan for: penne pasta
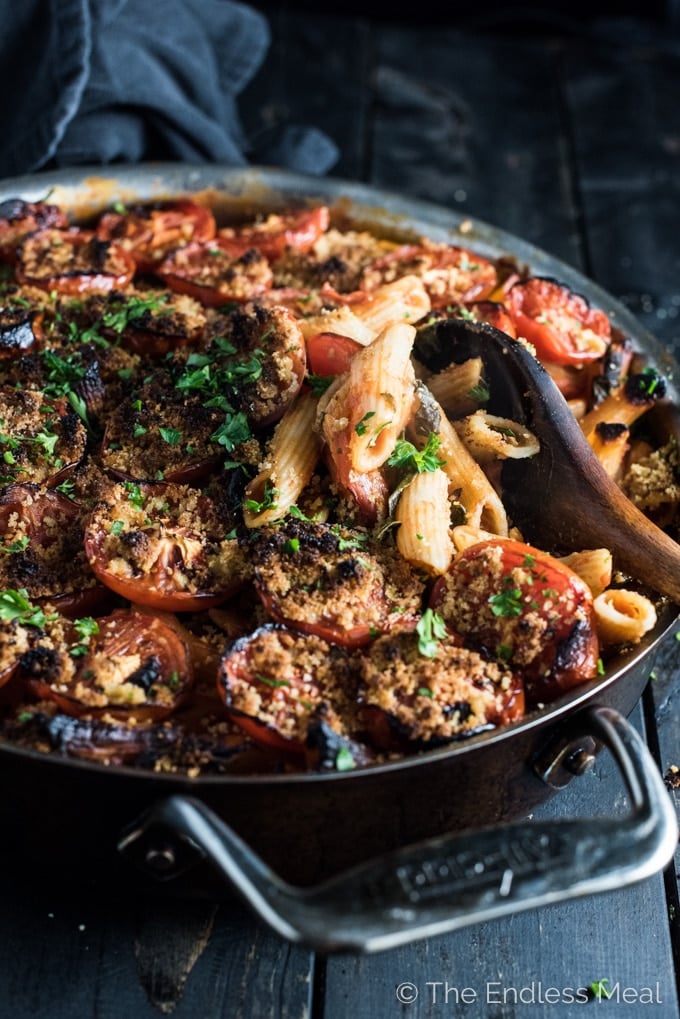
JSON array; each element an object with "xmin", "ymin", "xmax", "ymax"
[
  {"xmin": 454, "ymin": 410, "xmax": 540, "ymax": 463},
  {"xmin": 243, "ymin": 390, "xmax": 322, "ymax": 527},
  {"xmin": 587, "ymin": 423, "xmax": 630, "ymax": 480},
  {"xmin": 429, "ymin": 398, "xmax": 509, "ymax": 535},
  {"xmin": 593, "ymin": 588, "xmax": 658, "ymax": 645},
  {"xmin": 322, "ymin": 321, "xmax": 417, "ymax": 474},
  {"xmin": 395, "ymin": 468, "xmax": 454, "ymax": 574},
  {"xmin": 451, "ymin": 523, "xmax": 508, "ymax": 554},
  {"xmin": 298, "ymin": 305, "xmax": 375, "ymax": 346},
  {"xmin": 425, "ymin": 357, "xmax": 486, "ymax": 418},
  {"xmin": 351, "ymin": 274, "xmax": 431, "ymax": 334},
  {"xmin": 558, "ymin": 548, "xmax": 613, "ymax": 597}
]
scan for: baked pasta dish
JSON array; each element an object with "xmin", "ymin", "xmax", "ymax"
[{"xmin": 0, "ymin": 194, "xmax": 674, "ymax": 775}]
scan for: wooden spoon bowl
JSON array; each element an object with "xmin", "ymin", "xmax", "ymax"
[{"xmin": 415, "ymin": 318, "xmax": 680, "ymax": 604}]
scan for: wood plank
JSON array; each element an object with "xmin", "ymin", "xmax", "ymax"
[
  {"xmin": 561, "ymin": 21, "xmax": 680, "ymax": 360},
  {"xmin": 561, "ymin": 22, "xmax": 680, "ymax": 953},
  {"xmin": 0, "ymin": 881, "xmax": 313, "ymax": 1019},
  {"xmin": 321, "ymin": 702, "xmax": 679, "ymax": 1019}
]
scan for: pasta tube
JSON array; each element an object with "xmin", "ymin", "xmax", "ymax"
[
  {"xmin": 322, "ymin": 321, "xmax": 417, "ymax": 474},
  {"xmin": 593, "ymin": 588, "xmax": 657, "ymax": 645},
  {"xmin": 396, "ymin": 468, "xmax": 454, "ymax": 574},
  {"xmin": 558, "ymin": 548, "xmax": 613, "ymax": 597},
  {"xmin": 454, "ymin": 411, "xmax": 540, "ymax": 463},
  {"xmin": 435, "ymin": 409, "xmax": 509, "ymax": 535},
  {"xmin": 243, "ymin": 390, "xmax": 322, "ymax": 527},
  {"xmin": 425, "ymin": 357, "xmax": 486, "ymax": 417},
  {"xmin": 351, "ymin": 274, "xmax": 431, "ymax": 334}
]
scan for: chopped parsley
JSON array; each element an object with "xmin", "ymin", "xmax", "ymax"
[
  {"xmin": 124, "ymin": 481, "xmax": 145, "ymax": 510},
  {"xmin": 244, "ymin": 480, "xmax": 278, "ymax": 515},
  {"xmin": 335, "ymin": 746, "xmax": 356, "ymax": 772},
  {"xmin": 386, "ymin": 432, "xmax": 446, "ymax": 474},
  {"xmin": 159, "ymin": 426, "xmax": 183, "ymax": 446},
  {"xmin": 488, "ymin": 585, "xmax": 523, "ymax": 618},
  {"xmin": 306, "ymin": 372, "xmax": 335, "ymax": 396},
  {"xmin": 416, "ymin": 608, "xmax": 447, "ymax": 658},
  {"xmin": 354, "ymin": 411, "xmax": 376, "ymax": 436},
  {"xmin": 0, "ymin": 589, "xmax": 55, "ymax": 628},
  {"xmin": 101, "ymin": 293, "xmax": 170, "ymax": 334},
  {"xmin": 69, "ymin": 616, "xmax": 99, "ymax": 657},
  {"xmin": 0, "ymin": 536, "xmax": 29, "ymax": 555},
  {"xmin": 468, "ymin": 378, "xmax": 490, "ymax": 403},
  {"xmin": 210, "ymin": 412, "xmax": 251, "ymax": 452},
  {"xmin": 256, "ymin": 674, "xmax": 291, "ymax": 688}
]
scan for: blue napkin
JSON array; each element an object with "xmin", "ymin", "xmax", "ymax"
[{"xmin": 0, "ymin": 0, "xmax": 338, "ymax": 178}]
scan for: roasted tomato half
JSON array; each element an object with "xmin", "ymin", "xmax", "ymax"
[
  {"xmin": 15, "ymin": 228, "xmax": 136, "ymax": 295},
  {"xmin": 250, "ymin": 519, "xmax": 424, "ymax": 647},
  {"xmin": 0, "ymin": 198, "xmax": 68, "ymax": 262},
  {"xmin": 0, "ymin": 615, "xmax": 33, "ymax": 690},
  {"xmin": 430, "ymin": 539, "xmax": 599, "ymax": 704},
  {"xmin": 505, "ymin": 277, "xmax": 611, "ymax": 366},
  {"xmin": 218, "ymin": 206, "xmax": 330, "ymax": 263},
  {"xmin": 218, "ymin": 622, "xmax": 362, "ymax": 760},
  {"xmin": 96, "ymin": 199, "xmax": 216, "ymax": 275},
  {"xmin": 359, "ymin": 623, "xmax": 524, "ymax": 750},
  {"xmin": 99, "ymin": 367, "xmax": 228, "ymax": 484},
  {"xmin": 361, "ymin": 243, "xmax": 498, "ymax": 308},
  {"xmin": 19, "ymin": 608, "xmax": 193, "ymax": 721},
  {"xmin": 84, "ymin": 481, "xmax": 250, "ymax": 612},
  {"xmin": 198, "ymin": 303, "xmax": 307, "ymax": 427},
  {"xmin": 0, "ymin": 485, "xmax": 108, "ymax": 616},
  {"xmin": 157, "ymin": 240, "xmax": 272, "ymax": 307},
  {"xmin": 306, "ymin": 332, "xmax": 363, "ymax": 377},
  {"xmin": 0, "ymin": 388, "xmax": 86, "ymax": 488},
  {"xmin": 52, "ymin": 287, "xmax": 207, "ymax": 357}
]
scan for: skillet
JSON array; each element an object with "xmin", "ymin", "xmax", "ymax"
[{"xmin": 0, "ymin": 163, "xmax": 677, "ymax": 953}]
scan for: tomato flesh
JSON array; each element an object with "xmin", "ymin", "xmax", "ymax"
[
  {"xmin": 96, "ymin": 199, "xmax": 216, "ymax": 274},
  {"xmin": 505, "ymin": 277, "xmax": 611, "ymax": 366},
  {"xmin": 22, "ymin": 609, "xmax": 193, "ymax": 721},
  {"xmin": 218, "ymin": 206, "xmax": 330, "ymax": 262},
  {"xmin": 306, "ymin": 332, "xmax": 363, "ymax": 376}
]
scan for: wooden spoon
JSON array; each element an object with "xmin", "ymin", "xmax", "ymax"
[{"xmin": 415, "ymin": 318, "xmax": 680, "ymax": 604}]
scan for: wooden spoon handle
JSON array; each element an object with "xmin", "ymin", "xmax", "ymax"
[{"xmin": 418, "ymin": 319, "xmax": 680, "ymax": 604}]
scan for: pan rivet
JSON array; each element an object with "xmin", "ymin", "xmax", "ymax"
[
  {"xmin": 144, "ymin": 846, "xmax": 177, "ymax": 872},
  {"xmin": 564, "ymin": 749, "xmax": 596, "ymax": 776}
]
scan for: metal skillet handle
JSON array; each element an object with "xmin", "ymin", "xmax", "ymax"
[{"xmin": 118, "ymin": 706, "xmax": 678, "ymax": 954}]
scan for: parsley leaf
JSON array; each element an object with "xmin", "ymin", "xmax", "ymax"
[
  {"xmin": 386, "ymin": 432, "xmax": 446, "ymax": 474},
  {"xmin": 488, "ymin": 586, "xmax": 523, "ymax": 618},
  {"xmin": 0, "ymin": 589, "xmax": 54, "ymax": 628},
  {"xmin": 210, "ymin": 412, "xmax": 251, "ymax": 452},
  {"xmin": 416, "ymin": 608, "xmax": 447, "ymax": 658},
  {"xmin": 159, "ymin": 426, "xmax": 182, "ymax": 446}
]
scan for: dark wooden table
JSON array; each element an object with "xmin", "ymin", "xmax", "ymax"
[{"xmin": 0, "ymin": 9, "xmax": 679, "ymax": 1019}]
